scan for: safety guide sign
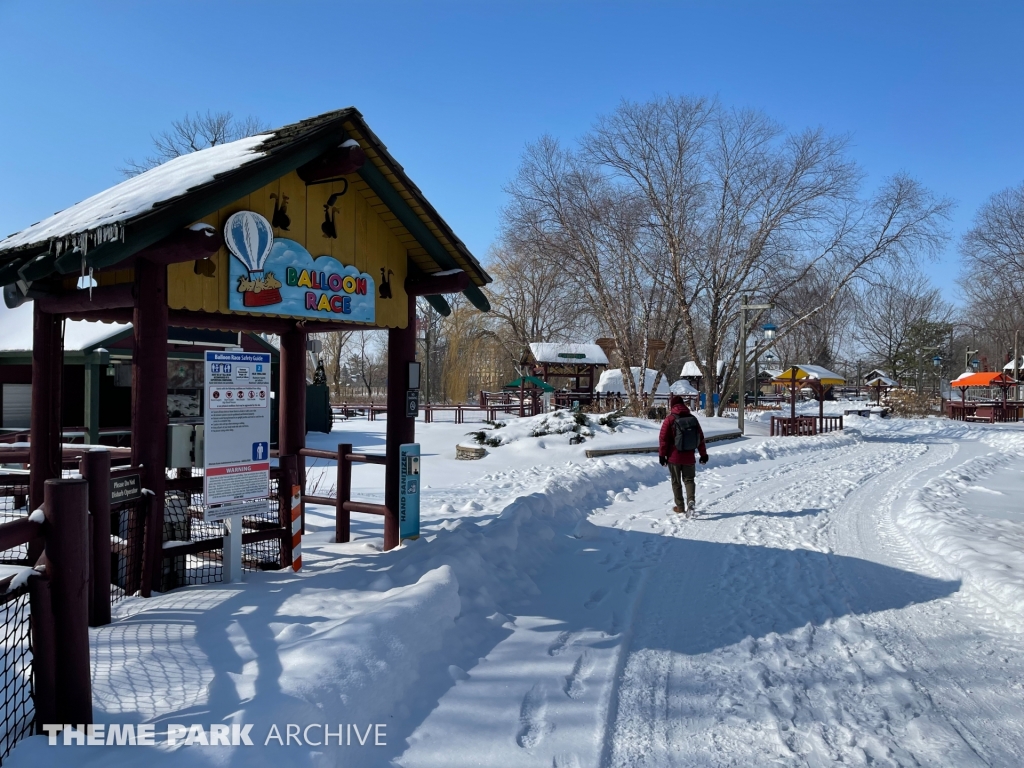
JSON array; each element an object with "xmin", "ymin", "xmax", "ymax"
[{"xmin": 204, "ymin": 351, "xmax": 272, "ymax": 508}]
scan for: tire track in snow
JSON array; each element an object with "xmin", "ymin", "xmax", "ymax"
[{"xmin": 604, "ymin": 437, "xmax": 996, "ymax": 767}]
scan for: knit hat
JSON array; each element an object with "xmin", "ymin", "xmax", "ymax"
[{"xmin": 670, "ymin": 395, "xmax": 685, "ymax": 408}]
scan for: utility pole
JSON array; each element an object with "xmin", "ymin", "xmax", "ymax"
[
  {"xmin": 738, "ymin": 294, "xmax": 773, "ymax": 435},
  {"xmin": 1014, "ymin": 328, "xmax": 1020, "ymax": 402}
]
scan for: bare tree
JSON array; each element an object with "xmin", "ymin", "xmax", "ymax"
[
  {"xmin": 502, "ymin": 136, "xmax": 676, "ymax": 413},
  {"xmin": 121, "ymin": 110, "xmax": 269, "ymax": 176},
  {"xmin": 958, "ymin": 181, "xmax": 1024, "ymax": 370},
  {"xmin": 960, "ymin": 182, "xmax": 1024, "ymax": 309},
  {"xmin": 549, "ymin": 97, "xmax": 951, "ymax": 414},
  {"xmin": 855, "ymin": 269, "xmax": 952, "ymax": 380},
  {"xmin": 347, "ymin": 331, "xmax": 387, "ymax": 400},
  {"xmin": 485, "ymin": 241, "xmax": 592, "ymax": 369}
]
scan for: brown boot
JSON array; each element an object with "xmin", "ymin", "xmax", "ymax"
[{"xmin": 672, "ymin": 505, "xmax": 682, "ymax": 514}]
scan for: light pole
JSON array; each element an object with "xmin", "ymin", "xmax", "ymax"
[
  {"xmin": 932, "ymin": 354, "xmax": 942, "ymax": 396},
  {"xmin": 965, "ymin": 347, "xmax": 979, "ymax": 374},
  {"xmin": 754, "ymin": 323, "xmax": 777, "ymax": 410},
  {"xmin": 738, "ymin": 295, "xmax": 774, "ymax": 435}
]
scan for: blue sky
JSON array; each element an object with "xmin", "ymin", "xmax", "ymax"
[{"xmin": 2, "ymin": 1, "xmax": 1022, "ymax": 304}]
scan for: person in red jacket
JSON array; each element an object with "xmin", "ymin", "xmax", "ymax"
[{"xmin": 658, "ymin": 395, "xmax": 709, "ymax": 517}]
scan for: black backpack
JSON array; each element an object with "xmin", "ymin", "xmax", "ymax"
[{"xmin": 673, "ymin": 414, "xmax": 700, "ymax": 452}]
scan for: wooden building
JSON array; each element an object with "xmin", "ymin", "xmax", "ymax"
[
  {"xmin": 527, "ymin": 342, "xmax": 609, "ymax": 399},
  {"xmin": 0, "ymin": 319, "xmax": 278, "ymax": 445},
  {"xmin": 0, "ymin": 108, "xmax": 492, "ymax": 587}
]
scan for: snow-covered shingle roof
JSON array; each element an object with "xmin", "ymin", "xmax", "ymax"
[
  {"xmin": 0, "ymin": 108, "xmax": 492, "ymax": 311},
  {"xmin": 0, "ymin": 136, "xmax": 269, "ymax": 256},
  {"xmin": 529, "ymin": 343, "xmax": 608, "ymax": 365}
]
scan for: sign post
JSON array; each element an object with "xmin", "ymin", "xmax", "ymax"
[
  {"xmin": 203, "ymin": 350, "xmax": 272, "ymax": 582},
  {"xmin": 399, "ymin": 443, "xmax": 420, "ymax": 541}
]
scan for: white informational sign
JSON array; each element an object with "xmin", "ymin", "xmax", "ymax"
[
  {"xmin": 204, "ymin": 497, "xmax": 270, "ymax": 523},
  {"xmin": 203, "ymin": 351, "xmax": 272, "ymax": 507}
]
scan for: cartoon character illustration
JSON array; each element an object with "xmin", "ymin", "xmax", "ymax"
[
  {"xmin": 321, "ymin": 182, "xmax": 348, "ymax": 240},
  {"xmin": 224, "ymin": 211, "xmax": 283, "ymax": 307},
  {"xmin": 379, "ymin": 267, "xmax": 393, "ymax": 299},
  {"xmin": 269, "ymin": 193, "xmax": 291, "ymax": 231}
]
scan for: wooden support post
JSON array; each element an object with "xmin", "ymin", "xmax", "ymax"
[
  {"xmin": 279, "ymin": 328, "xmax": 307, "ymax": 531},
  {"xmin": 384, "ymin": 296, "xmax": 416, "ymax": 551},
  {"xmin": 337, "ymin": 443, "xmax": 351, "ymax": 544},
  {"xmin": 82, "ymin": 449, "xmax": 112, "ymax": 626},
  {"xmin": 133, "ymin": 258, "xmax": 168, "ymax": 597},
  {"xmin": 83, "ymin": 356, "xmax": 100, "ymax": 445},
  {"xmin": 30, "ymin": 304, "xmax": 63, "ymax": 515},
  {"xmin": 790, "ymin": 367, "xmax": 797, "ymax": 420},
  {"xmin": 28, "ymin": 573, "xmax": 57, "ymax": 733},
  {"xmin": 43, "ymin": 477, "xmax": 92, "ymax": 726},
  {"xmin": 277, "ymin": 454, "xmax": 298, "ymax": 567}
]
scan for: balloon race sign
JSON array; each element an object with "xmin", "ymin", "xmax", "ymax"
[{"xmin": 225, "ymin": 211, "xmax": 376, "ymax": 323}]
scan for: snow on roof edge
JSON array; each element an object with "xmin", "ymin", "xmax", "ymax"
[
  {"xmin": 529, "ymin": 342, "xmax": 609, "ymax": 365},
  {"xmin": 0, "ymin": 134, "xmax": 271, "ymax": 255}
]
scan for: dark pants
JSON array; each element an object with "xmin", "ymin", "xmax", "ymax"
[{"xmin": 669, "ymin": 463, "xmax": 696, "ymax": 508}]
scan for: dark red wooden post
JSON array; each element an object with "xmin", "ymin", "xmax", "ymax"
[
  {"xmin": 277, "ymin": 454, "xmax": 298, "ymax": 567},
  {"xmin": 384, "ymin": 296, "xmax": 416, "ymax": 551},
  {"xmin": 28, "ymin": 573, "xmax": 57, "ymax": 732},
  {"xmin": 30, "ymin": 304, "xmax": 63, "ymax": 517},
  {"xmin": 82, "ymin": 449, "xmax": 112, "ymax": 626},
  {"xmin": 43, "ymin": 477, "xmax": 92, "ymax": 726},
  {"xmin": 279, "ymin": 327, "xmax": 307, "ymax": 531},
  {"xmin": 133, "ymin": 258, "xmax": 168, "ymax": 597},
  {"xmin": 337, "ymin": 443, "xmax": 351, "ymax": 544},
  {"xmin": 790, "ymin": 367, "xmax": 797, "ymax": 421}
]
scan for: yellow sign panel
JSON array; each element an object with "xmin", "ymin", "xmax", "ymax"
[{"xmin": 167, "ymin": 171, "xmax": 409, "ymax": 329}]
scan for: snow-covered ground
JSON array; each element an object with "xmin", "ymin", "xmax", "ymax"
[{"xmin": 11, "ymin": 408, "xmax": 1024, "ymax": 767}]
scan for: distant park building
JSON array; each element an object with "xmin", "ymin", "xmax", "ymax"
[{"xmin": 527, "ymin": 342, "xmax": 609, "ymax": 398}]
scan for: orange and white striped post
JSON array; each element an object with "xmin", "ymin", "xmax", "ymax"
[{"xmin": 291, "ymin": 485, "xmax": 302, "ymax": 571}]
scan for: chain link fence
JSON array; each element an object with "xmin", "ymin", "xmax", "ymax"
[
  {"xmin": 0, "ymin": 582, "xmax": 34, "ymax": 764},
  {"xmin": 0, "ymin": 476, "xmax": 30, "ymax": 565}
]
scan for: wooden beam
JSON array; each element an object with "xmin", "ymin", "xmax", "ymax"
[
  {"xmin": 296, "ymin": 144, "xmax": 366, "ymax": 184},
  {"xmin": 279, "ymin": 328, "xmax": 307, "ymax": 530},
  {"xmin": 30, "ymin": 304, "xmax": 63, "ymax": 516},
  {"xmin": 133, "ymin": 259, "xmax": 168, "ymax": 597},
  {"xmin": 121, "ymin": 226, "xmax": 223, "ymax": 267},
  {"xmin": 36, "ymin": 283, "xmax": 135, "ymax": 314},
  {"xmin": 383, "ymin": 294, "xmax": 416, "ymax": 551},
  {"xmin": 405, "ymin": 270, "xmax": 470, "ymax": 297}
]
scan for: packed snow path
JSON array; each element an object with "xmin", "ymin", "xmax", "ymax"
[
  {"xmin": 12, "ymin": 417, "xmax": 1024, "ymax": 768},
  {"xmin": 400, "ymin": 424, "xmax": 1024, "ymax": 768}
]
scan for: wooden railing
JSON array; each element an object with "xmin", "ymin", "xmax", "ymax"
[
  {"xmin": 770, "ymin": 415, "xmax": 817, "ymax": 436},
  {"xmin": 299, "ymin": 444, "xmax": 390, "ymax": 545},
  {"xmin": 817, "ymin": 415, "xmax": 844, "ymax": 433}
]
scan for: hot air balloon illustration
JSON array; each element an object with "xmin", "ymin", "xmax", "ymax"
[{"xmin": 224, "ymin": 211, "xmax": 283, "ymax": 307}]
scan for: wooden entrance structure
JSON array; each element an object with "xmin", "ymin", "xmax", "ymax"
[{"xmin": 0, "ymin": 108, "xmax": 492, "ymax": 594}]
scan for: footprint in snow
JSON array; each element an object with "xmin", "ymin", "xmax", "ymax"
[
  {"xmin": 547, "ymin": 631, "xmax": 575, "ymax": 656},
  {"xmin": 584, "ymin": 588, "xmax": 608, "ymax": 609},
  {"xmin": 563, "ymin": 650, "xmax": 595, "ymax": 700},
  {"xmin": 516, "ymin": 685, "xmax": 551, "ymax": 749}
]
